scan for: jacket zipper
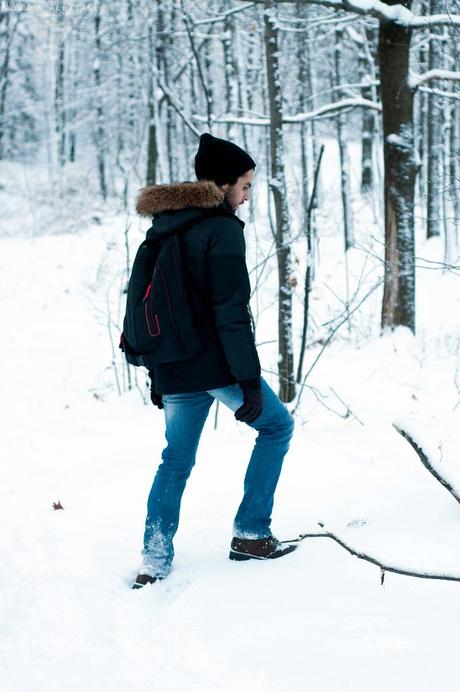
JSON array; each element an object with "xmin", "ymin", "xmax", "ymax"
[{"xmin": 143, "ymin": 275, "xmax": 160, "ymax": 337}]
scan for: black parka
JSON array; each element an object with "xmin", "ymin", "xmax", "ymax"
[{"xmin": 135, "ymin": 181, "xmax": 261, "ymax": 394}]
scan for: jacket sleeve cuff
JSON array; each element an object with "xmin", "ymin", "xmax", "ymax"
[{"xmin": 238, "ymin": 378, "xmax": 261, "ymax": 391}]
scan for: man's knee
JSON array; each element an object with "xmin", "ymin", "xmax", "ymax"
[
  {"xmin": 159, "ymin": 448, "xmax": 196, "ymax": 476},
  {"xmin": 260, "ymin": 409, "xmax": 294, "ymax": 440}
]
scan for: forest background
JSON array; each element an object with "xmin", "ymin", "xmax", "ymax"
[{"xmin": 1, "ymin": 2, "xmax": 460, "ymax": 691}]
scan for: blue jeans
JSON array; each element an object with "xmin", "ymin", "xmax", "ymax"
[{"xmin": 141, "ymin": 378, "xmax": 294, "ymax": 578}]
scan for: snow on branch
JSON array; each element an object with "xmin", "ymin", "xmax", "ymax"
[
  {"xmin": 393, "ymin": 423, "xmax": 460, "ymax": 505},
  {"xmin": 300, "ymin": 526, "xmax": 460, "ymax": 584},
  {"xmin": 191, "ymin": 2, "xmax": 258, "ymax": 26},
  {"xmin": 158, "ymin": 79, "xmax": 201, "ymax": 137},
  {"xmin": 342, "ymin": 0, "xmax": 413, "ymax": 25},
  {"xmin": 195, "ymin": 114, "xmax": 270, "ymax": 126},
  {"xmin": 194, "ymin": 96, "xmax": 381, "ymax": 127},
  {"xmin": 408, "ymin": 12, "xmax": 460, "ymax": 28},
  {"xmin": 285, "ymin": 97, "xmax": 381, "ymax": 122},
  {"xmin": 418, "ymin": 86, "xmax": 460, "ymax": 101},
  {"xmin": 410, "ymin": 70, "xmax": 460, "ymax": 90},
  {"xmin": 241, "ymin": 0, "xmax": 460, "ymax": 29},
  {"xmin": 341, "ymin": 1, "xmax": 460, "ymax": 27}
]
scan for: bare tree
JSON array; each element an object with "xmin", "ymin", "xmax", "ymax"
[
  {"xmin": 297, "ymin": 145, "xmax": 324, "ymax": 384},
  {"xmin": 93, "ymin": 0, "xmax": 108, "ymax": 200},
  {"xmin": 426, "ymin": 0, "xmax": 443, "ymax": 239},
  {"xmin": 54, "ymin": 2, "xmax": 66, "ymax": 168},
  {"xmin": 332, "ymin": 23, "xmax": 354, "ymax": 251},
  {"xmin": 379, "ymin": 1, "xmax": 417, "ymax": 333},
  {"xmin": 357, "ymin": 24, "xmax": 378, "ymax": 192},
  {"xmin": 264, "ymin": 0, "xmax": 296, "ymax": 402},
  {"xmin": 0, "ymin": 10, "xmax": 23, "ymax": 159},
  {"xmin": 146, "ymin": 7, "xmax": 160, "ymax": 186}
]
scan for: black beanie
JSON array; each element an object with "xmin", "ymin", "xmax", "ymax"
[{"xmin": 194, "ymin": 133, "xmax": 256, "ymax": 185}]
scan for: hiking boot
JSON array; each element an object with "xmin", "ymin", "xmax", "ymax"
[
  {"xmin": 132, "ymin": 573, "xmax": 160, "ymax": 589},
  {"xmin": 229, "ymin": 535, "xmax": 298, "ymax": 561}
]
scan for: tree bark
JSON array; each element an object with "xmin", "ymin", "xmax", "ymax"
[
  {"xmin": 94, "ymin": 1, "xmax": 107, "ymax": 200},
  {"xmin": 55, "ymin": 3, "xmax": 66, "ymax": 168},
  {"xmin": 451, "ymin": 47, "xmax": 460, "ymax": 250},
  {"xmin": 426, "ymin": 0, "xmax": 443, "ymax": 239},
  {"xmin": 165, "ymin": 0, "xmax": 178, "ymax": 180},
  {"xmin": 146, "ymin": 17, "xmax": 159, "ymax": 186},
  {"xmin": 333, "ymin": 26, "xmax": 353, "ymax": 250},
  {"xmin": 296, "ymin": 1, "xmax": 310, "ymax": 230},
  {"xmin": 359, "ymin": 26, "xmax": 377, "ymax": 191},
  {"xmin": 223, "ymin": 11, "xmax": 238, "ymax": 140},
  {"xmin": 0, "ymin": 12, "xmax": 13, "ymax": 159},
  {"xmin": 379, "ymin": 2, "xmax": 417, "ymax": 334},
  {"xmin": 416, "ymin": 0, "xmax": 429, "ymax": 202},
  {"xmin": 264, "ymin": 0, "xmax": 296, "ymax": 403}
]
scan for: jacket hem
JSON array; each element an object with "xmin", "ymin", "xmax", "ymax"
[{"xmin": 157, "ymin": 375, "xmax": 238, "ymax": 395}]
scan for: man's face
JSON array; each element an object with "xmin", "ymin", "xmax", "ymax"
[{"xmin": 222, "ymin": 169, "xmax": 254, "ymax": 212}]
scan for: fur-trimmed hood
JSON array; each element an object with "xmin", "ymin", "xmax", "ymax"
[{"xmin": 136, "ymin": 180, "xmax": 225, "ymax": 216}]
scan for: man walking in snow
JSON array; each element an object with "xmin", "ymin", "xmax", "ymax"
[{"xmin": 132, "ymin": 133, "xmax": 296, "ymax": 588}]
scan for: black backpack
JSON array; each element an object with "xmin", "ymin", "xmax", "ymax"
[{"xmin": 119, "ymin": 209, "xmax": 231, "ymax": 369}]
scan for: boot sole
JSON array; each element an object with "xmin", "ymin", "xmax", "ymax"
[{"xmin": 229, "ymin": 543, "xmax": 298, "ymax": 561}]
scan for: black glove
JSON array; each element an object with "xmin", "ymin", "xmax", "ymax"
[
  {"xmin": 235, "ymin": 379, "xmax": 263, "ymax": 423},
  {"xmin": 148, "ymin": 371, "xmax": 164, "ymax": 410}
]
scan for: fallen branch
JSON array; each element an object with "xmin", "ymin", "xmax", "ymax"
[
  {"xmin": 393, "ymin": 424, "xmax": 460, "ymax": 505},
  {"xmin": 296, "ymin": 525, "xmax": 460, "ymax": 584}
]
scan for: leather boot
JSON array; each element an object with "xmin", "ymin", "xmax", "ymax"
[{"xmin": 229, "ymin": 535, "xmax": 298, "ymax": 561}]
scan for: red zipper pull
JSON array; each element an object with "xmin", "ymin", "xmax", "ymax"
[{"xmin": 144, "ymin": 283, "xmax": 152, "ymax": 301}]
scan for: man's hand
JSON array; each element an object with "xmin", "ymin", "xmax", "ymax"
[
  {"xmin": 235, "ymin": 379, "xmax": 263, "ymax": 423},
  {"xmin": 148, "ymin": 371, "xmax": 164, "ymax": 410}
]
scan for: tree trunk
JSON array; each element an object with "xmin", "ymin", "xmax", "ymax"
[
  {"xmin": 165, "ymin": 1, "xmax": 178, "ymax": 180},
  {"xmin": 441, "ymin": 25, "xmax": 455, "ymax": 267},
  {"xmin": 333, "ymin": 26, "xmax": 353, "ymax": 251},
  {"xmin": 54, "ymin": 3, "xmax": 66, "ymax": 168},
  {"xmin": 442, "ymin": 85, "xmax": 452, "ymax": 267},
  {"xmin": 0, "ymin": 12, "xmax": 14, "ymax": 160},
  {"xmin": 94, "ymin": 1, "xmax": 107, "ymax": 200},
  {"xmin": 296, "ymin": 1, "xmax": 310, "ymax": 230},
  {"xmin": 451, "ymin": 43, "xmax": 460, "ymax": 250},
  {"xmin": 359, "ymin": 26, "xmax": 377, "ymax": 191},
  {"xmin": 223, "ymin": 12, "xmax": 238, "ymax": 140},
  {"xmin": 68, "ymin": 30, "xmax": 76, "ymax": 163},
  {"xmin": 416, "ymin": 0, "xmax": 428, "ymax": 202},
  {"xmin": 305, "ymin": 14, "xmax": 321, "ymax": 210},
  {"xmin": 426, "ymin": 0, "xmax": 443, "ymax": 239},
  {"xmin": 233, "ymin": 15, "xmax": 250, "ymax": 156},
  {"xmin": 379, "ymin": 2, "xmax": 417, "ymax": 334},
  {"xmin": 264, "ymin": 0, "xmax": 296, "ymax": 403},
  {"xmin": 146, "ymin": 19, "xmax": 159, "ymax": 186}
]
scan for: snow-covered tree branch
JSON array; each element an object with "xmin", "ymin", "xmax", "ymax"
[{"xmin": 240, "ymin": 0, "xmax": 460, "ymax": 28}]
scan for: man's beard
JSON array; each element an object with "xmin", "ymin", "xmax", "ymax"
[{"xmin": 224, "ymin": 190, "xmax": 237, "ymax": 212}]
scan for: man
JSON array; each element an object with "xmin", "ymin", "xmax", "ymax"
[{"xmin": 132, "ymin": 133, "xmax": 296, "ymax": 589}]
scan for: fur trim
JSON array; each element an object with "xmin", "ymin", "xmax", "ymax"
[{"xmin": 136, "ymin": 180, "xmax": 225, "ymax": 216}]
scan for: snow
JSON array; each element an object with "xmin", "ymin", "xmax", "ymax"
[
  {"xmin": 409, "ymin": 69, "xmax": 460, "ymax": 90},
  {"xmin": 318, "ymin": 0, "xmax": 460, "ymax": 29},
  {"xmin": 1, "ymin": 155, "xmax": 460, "ymax": 691},
  {"xmin": 198, "ymin": 97, "xmax": 382, "ymax": 128}
]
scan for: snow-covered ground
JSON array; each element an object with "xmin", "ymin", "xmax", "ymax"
[{"xmin": 1, "ymin": 160, "xmax": 460, "ymax": 691}]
